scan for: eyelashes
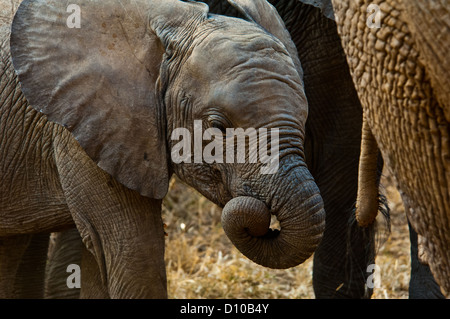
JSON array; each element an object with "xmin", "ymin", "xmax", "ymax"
[
  {"xmin": 206, "ymin": 113, "xmax": 231, "ymax": 134},
  {"xmin": 209, "ymin": 119, "xmax": 227, "ymax": 133}
]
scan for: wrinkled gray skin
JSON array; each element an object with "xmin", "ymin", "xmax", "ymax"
[
  {"xmin": 52, "ymin": 0, "xmax": 447, "ymax": 299},
  {"xmin": 47, "ymin": 0, "xmax": 379, "ymax": 299},
  {"xmin": 46, "ymin": 0, "xmax": 380, "ymax": 299},
  {"xmin": 3, "ymin": 0, "xmax": 442, "ymax": 300},
  {"xmin": 0, "ymin": 0, "xmax": 326, "ymax": 298}
]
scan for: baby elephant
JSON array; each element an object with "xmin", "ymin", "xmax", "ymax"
[{"xmin": 0, "ymin": 0, "xmax": 325, "ymax": 298}]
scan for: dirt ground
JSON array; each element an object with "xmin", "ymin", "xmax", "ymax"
[{"xmin": 162, "ymin": 169, "xmax": 412, "ymax": 299}]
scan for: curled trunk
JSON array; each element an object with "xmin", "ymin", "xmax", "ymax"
[{"xmin": 221, "ymin": 166, "xmax": 325, "ymax": 269}]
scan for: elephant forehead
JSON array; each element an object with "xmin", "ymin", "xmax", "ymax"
[
  {"xmin": 183, "ymin": 21, "xmax": 307, "ymax": 125},
  {"xmin": 205, "ymin": 75, "xmax": 308, "ymax": 126},
  {"xmin": 186, "ymin": 25, "xmax": 297, "ymax": 79}
]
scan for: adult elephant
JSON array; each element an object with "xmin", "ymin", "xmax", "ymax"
[
  {"xmin": 0, "ymin": 0, "xmax": 327, "ymax": 298},
  {"xmin": 309, "ymin": 0, "xmax": 448, "ymax": 297}
]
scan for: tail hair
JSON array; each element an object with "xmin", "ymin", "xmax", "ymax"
[{"xmin": 345, "ymin": 192, "xmax": 391, "ymax": 298}]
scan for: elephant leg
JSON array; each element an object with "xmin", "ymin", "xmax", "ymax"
[
  {"xmin": 13, "ymin": 232, "xmax": 49, "ymax": 298},
  {"xmin": 0, "ymin": 234, "xmax": 48, "ymax": 298},
  {"xmin": 407, "ymin": 220, "xmax": 444, "ymax": 299},
  {"xmin": 307, "ymin": 113, "xmax": 385, "ymax": 298},
  {"xmin": 53, "ymin": 131, "xmax": 167, "ymax": 298},
  {"xmin": 310, "ymin": 151, "xmax": 383, "ymax": 298},
  {"xmin": 45, "ymin": 229, "xmax": 83, "ymax": 299},
  {"xmin": 66, "ymin": 188, "xmax": 167, "ymax": 299},
  {"xmin": 80, "ymin": 244, "xmax": 109, "ymax": 299},
  {"xmin": 45, "ymin": 228, "xmax": 113, "ymax": 299}
]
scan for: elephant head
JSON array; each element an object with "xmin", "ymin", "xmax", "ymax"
[{"xmin": 10, "ymin": 0, "xmax": 325, "ymax": 269}]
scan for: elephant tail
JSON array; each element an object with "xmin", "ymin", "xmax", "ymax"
[
  {"xmin": 355, "ymin": 114, "xmax": 382, "ymax": 227},
  {"xmin": 345, "ymin": 184, "xmax": 391, "ymax": 298}
]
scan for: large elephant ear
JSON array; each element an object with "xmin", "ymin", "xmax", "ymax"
[
  {"xmin": 226, "ymin": 0, "xmax": 303, "ymax": 79},
  {"xmin": 10, "ymin": 0, "xmax": 207, "ymax": 199}
]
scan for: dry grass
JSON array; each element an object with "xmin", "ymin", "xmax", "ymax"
[{"xmin": 162, "ymin": 170, "xmax": 411, "ymax": 299}]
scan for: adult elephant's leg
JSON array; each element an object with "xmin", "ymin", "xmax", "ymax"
[
  {"xmin": 407, "ymin": 219, "xmax": 444, "ymax": 299},
  {"xmin": 0, "ymin": 234, "xmax": 40, "ymax": 298},
  {"xmin": 45, "ymin": 229, "xmax": 83, "ymax": 299},
  {"xmin": 13, "ymin": 233, "xmax": 49, "ymax": 298},
  {"xmin": 53, "ymin": 129, "xmax": 167, "ymax": 299},
  {"xmin": 277, "ymin": 3, "xmax": 377, "ymax": 298},
  {"xmin": 45, "ymin": 228, "xmax": 110, "ymax": 299},
  {"xmin": 45, "ymin": 228, "xmax": 111, "ymax": 299}
]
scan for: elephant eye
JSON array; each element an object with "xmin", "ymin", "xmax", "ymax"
[
  {"xmin": 207, "ymin": 115, "xmax": 229, "ymax": 134},
  {"xmin": 210, "ymin": 120, "xmax": 227, "ymax": 134}
]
